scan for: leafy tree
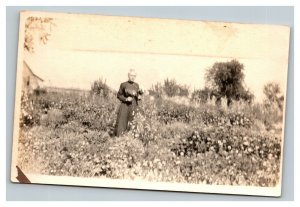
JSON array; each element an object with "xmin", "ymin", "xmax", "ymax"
[
  {"xmin": 24, "ymin": 16, "xmax": 55, "ymax": 53},
  {"xmin": 205, "ymin": 59, "xmax": 253, "ymax": 106},
  {"xmin": 263, "ymin": 82, "xmax": 284, "ymax": 110}
]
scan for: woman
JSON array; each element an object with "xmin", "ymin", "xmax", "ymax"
[{"xmin": 114, "ymin": 69, "xmax": 143, "ymax": 137}]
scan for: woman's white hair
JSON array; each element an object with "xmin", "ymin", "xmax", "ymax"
[{"xmin": 128, "ymin": 68, "xmax": 137, "ymax": 76}]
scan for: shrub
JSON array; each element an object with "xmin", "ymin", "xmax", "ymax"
[
  {"xmin": 163, "ymin": 78, "xmax": 189, "ymax": 97},
  {"xmin": 128, "ymin": 107, "xmax": 161, "ymax": 146},
  {"xmin": 40, "ymin": 109, "xmax": 67, "ymax": 127},
  {"xmin": 163, "ymin": 79, "xmax": 178, "ymax": 97},
  {"xmin": 90, "ymin": 78, "xmax": 111, "ymax": 98},
  {"xmin": 191, "ymin": 87, "xmax": 211, "ymax": 103},
  {"xmin": 148, "ymin": 83, "xmax": 164, "ymax": 98},
  {"xmin": 98, "ymin": 136, "xmax": 146, "ymax": 179},
  {"xmin": 148, "ymin": 79, "xmax": 189, "ymax": 98},
  {"xmin": 20, "ymin": 91, "xmax": 39, "ymax": 127},
  {"xmin": 178, "ymin": 85, "xmax": 189, "ymax": 97},
  {"xmin": 169, "ymin": 126, "xmax": 281, "ymax": 186},
  {"xmin": 33, "ymin": 87, "xmax": 47, "ymax": 96},
  {"xmin": 263, "ymin": 82, "xmax": 284, "ymax": 111}
]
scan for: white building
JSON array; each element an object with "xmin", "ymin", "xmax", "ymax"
[{"xmin": 22, "ymin": 60, "xmax": 44, "ymax": 93}]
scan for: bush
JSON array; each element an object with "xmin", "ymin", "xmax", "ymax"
[
  {"xmin": 157, "ymin": 102, "xmax": 194, "ymax": 124},
  {"xmin": 263, "ymin": 82, "xmax": 284, "ymax": 111},
  {"xmin": 148, "ymin": 83, "xmax": 164, "ymax": 98},
  {"xmin": 191, "ymin": 87, "xmax": 211, "ymax": 103},
  {"xmin": 40, "ymin": 109, "xmax": 67, "ymax": 127},
  {"xmin": 33, "ymin": 87, "xmax": 47, "ymax": 96},
  {"xmin": 90, "ymin": 78, "xmax": 111, "ymax": 98},
  {"xmin": 169, "ymin": 126, "xmax": 281, "ymax": 186},
  {"xmin": 20, "ymin": 91, "xmax": 39, "ymax": 127},
  {"xmin": 164, "ymin": 79, "xmax": 189, "ymax": 97},
  {"xmin": 163, "ymin": 79, "xmax": 178, "ymax": 97},
  {"xmin": 98, "ymin": 136, "xmax": 146, "ymax": 179},
  {"xmin": 159, "ymin": 122, "xmax": 193, "ymax": 141},
  {"xmin": 128, "ymin": 107, "xmax": 161, "ymax": 146},
  {"xmin": 148, "ymin": 79, "xmax": 189, "ymax": 98}
]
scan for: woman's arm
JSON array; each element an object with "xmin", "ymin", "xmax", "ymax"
[{"xmin": 117, "ymin": 83, "xmax": 127, "ymax": 102}]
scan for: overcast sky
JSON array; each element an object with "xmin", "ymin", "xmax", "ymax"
[{"xmin": 22, "ymin": 11, "xmax": 290, "ymax": 102}]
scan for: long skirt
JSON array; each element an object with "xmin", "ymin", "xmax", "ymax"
[{"xmin": 114, "ymin": 103, "xmax": 136, "ymax": 137}]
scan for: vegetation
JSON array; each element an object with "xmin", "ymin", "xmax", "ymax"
[
  {"xmin": 16, "ymin": 57, "xmax": 286, "ymax": 187},
  {"xmin": 263, "ymin": 82, "xmax": 284, "ymax": 110},
  {"xmin": 24, "ymin": 16, "xmax": 55, "ymax": 53},
  {"xmin": 149, "ymin": 79, "xmax": 189, "ymax": 98},
  {"xmin": 205, "ymin": 59, "xmax": 254, "ymax": 106},
  {"xmin": 18, "ymin": 82, "xmax": 284, "ymax": 186},
  {"xmin": 191, "ymin": 87, "xmax": 211, "ymax": 104},
  {"xmin": 90, "ymin": 78, "xmax": 111, "ymax": 98}
]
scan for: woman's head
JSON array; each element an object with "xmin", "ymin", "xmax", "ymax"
[{"xmin": 128, "ymin": 69, "xmax": 137, "ymax": 82}]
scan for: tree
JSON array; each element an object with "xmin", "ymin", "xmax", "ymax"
[
  {"xmin": 24, "ymin": 17, "xmax": 55, "ymax": 53},
  {"xmin": 263, "ymin": 82, "xmax": 284, "ymax": 110},
  {"xmin": 205, "ymin": 59, "xmax": 253, "ymax": 106}
]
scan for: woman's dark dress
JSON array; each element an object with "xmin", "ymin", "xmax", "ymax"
[{"xmin": 115, "ymin": 81, "xmax": 140, "ymax": 136}]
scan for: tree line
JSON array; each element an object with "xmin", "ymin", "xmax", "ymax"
[{"xmin": 90, "ymin": 59, "xmax": 284, "ymax": 111}]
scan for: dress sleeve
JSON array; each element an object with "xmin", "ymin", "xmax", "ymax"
[
  {"xmin": 135, "ymin": 83, "xmax": 139, "ymax": 93},
  {"xmin": 117, "ymin": 83, "xmax": 127, "ymax": 102}
]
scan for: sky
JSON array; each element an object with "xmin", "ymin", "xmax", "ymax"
[{"xmin": 22, "ymin": 11, "xmax": 290, "ymax": 102}]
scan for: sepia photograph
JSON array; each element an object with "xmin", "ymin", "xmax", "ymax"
[{"xmin": 10, "ymin": 10, "xmax": 290, "ymax": 196}]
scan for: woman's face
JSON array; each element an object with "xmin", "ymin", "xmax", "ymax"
[{"xmin": 128, "ymin": 73, "xmax": 136, "ymax": 82}]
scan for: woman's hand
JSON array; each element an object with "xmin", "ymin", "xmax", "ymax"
[
  {"xmin": 126, "ymin": 97, "xmax": 133, "ymax": 102},
  {"xmin": 138, "ymin": 89, "xmax": 144, "ymax": 95},
  {"xmin": 125, "ymin": 89, "xmax": 137, "ymax": 97}
]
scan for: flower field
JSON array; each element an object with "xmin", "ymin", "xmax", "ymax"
[{"xmin": 17, "ymin": 88, "xmax": 283, "ymax": 187}]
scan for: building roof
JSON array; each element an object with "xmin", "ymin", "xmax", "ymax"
[{"xmin": 23, "ymin": 60, "xmax": 44, "ymax": 82}]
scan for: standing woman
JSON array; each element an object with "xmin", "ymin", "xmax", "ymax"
[{"xmin": 114, "ymin": 69, "xmax": 143, "ymax": 137}]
